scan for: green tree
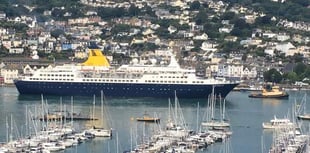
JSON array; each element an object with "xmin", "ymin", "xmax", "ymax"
[
  {"xmin": 263, "ymin": 68, "xmax": 282, "ymax": 83},
  {"xmin": 190, "ymin": 1, "xmax": 201, "ymax": 10},
  {"xmin": 221, "ymin": 12, "xmax": 236, "ymax": 20},
  {"xmin": 50, "ymin": 29, "xmax": 64, "ymax": 39},
  {"xmin": 128, "ymin": 4, "xmax": 141, "ymax": 16},
  {"xmin": 195, "ymin": 9, "xmax": 207, "ymax": 25},
  {"xmin": 303, "ymin": 67, "xmax": 310, "ymax": 78},
  {"xmin": 294, "ymin": 62, "xmax": 306, "ymax": 76},
  {"xmin": 284, "ymin": 72, "xmax": 298, "ymax": 84},
  {"xmin": 255, "ymin": 15, "xmax": 273, "ymax": 26}
]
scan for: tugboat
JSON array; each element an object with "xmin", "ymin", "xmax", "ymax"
[{"xmin": 248, "ymin": 84, "xmax": 289, "ymax": 98}]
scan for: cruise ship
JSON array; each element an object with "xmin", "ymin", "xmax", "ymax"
[{"xmin": 14, "ymin": 48, "xmax": 239, "ymax": 98}]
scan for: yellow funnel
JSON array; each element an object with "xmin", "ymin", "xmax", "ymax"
[{"xmin": 82, "ymin": 49, "xmax": 110, "ymax": 67}]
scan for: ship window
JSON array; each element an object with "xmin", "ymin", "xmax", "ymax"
[
  {"xmin": 152, "ymin": 80, "xmax": 155, "ymax": 82},
  {"xmin": 172, "ymin": 81, "xmax": 175, "ymax": 83},
  {"xmin": 176, "ymin": 81, "xmax": 179, "ymax": 83},
  {"xmin": 160, "ymin": 81, "xmax": 163, "ymax": 83},
  {"xmin": 192, "ymin": 81, "xmax": 195, "ymax": 83},
  {"xmin": 47, "ymin": 74, "xmax": 50, "ymax": 76},
  {"xmin": 71, "ymin": 75, "xmax": 74, "ymax": 77},
  {"xmin": 55, "ymin": 74, "xmax": 58, "ymax": 76},
  {"xmin": 130, "ymin": 80, "xmax": 133, "ymax": 82},
  {"xmin": 40, "ymin": 74, "xmax": 42, "ymax": 76},
  {"xmin": 168, "ymin": 81, "xmax": 171, "ymax": 83}
]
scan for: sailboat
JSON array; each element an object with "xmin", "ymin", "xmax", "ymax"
[
  {"xmin": 201, "ymin": 85, "xmax": 230, "ymax": 129},
  {"xmin": 86, "ymin": 91, "xmax": 112, "ymax": 137},
  {"xmin": 164, "ymin": 91, "xmax": 190, "ymax": 138},
  {"xmin": 296, "ymin": 93, "xmax": 310, "ymax": 120}
]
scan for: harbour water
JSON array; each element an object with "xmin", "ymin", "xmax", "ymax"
[{"xmin": 0, "ymin": 86, "xmax": 309, "ymax": 153}]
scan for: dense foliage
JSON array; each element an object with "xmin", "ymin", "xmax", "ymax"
[
  {"xmin": 265, "ymin": 62, "xmax": 310, "ymax": 84},
  {"xmin": 222, "ymin": 0, "xmax": 310, "ymax": 22}
]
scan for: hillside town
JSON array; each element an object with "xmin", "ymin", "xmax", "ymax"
[{"xmin": 0, "ymin": 0, "xmax": 309, "ymax": 87}]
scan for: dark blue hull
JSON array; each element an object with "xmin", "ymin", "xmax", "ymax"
[{"xmin": 14, "ymin": 80, "xmax": 238, "ymax": 98}]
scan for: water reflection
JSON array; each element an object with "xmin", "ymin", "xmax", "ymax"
[
  {"xmin": 261, "ymin": 98, "xmax": 282, "ymax": 106},
  {"xmin": 18, "ymin": 94, "xmax": 210, "ymax": 108}
]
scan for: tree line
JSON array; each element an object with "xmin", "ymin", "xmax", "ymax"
[{"xmin": 264, "ymin": 62, "xmax": 310, "ymax": 84}]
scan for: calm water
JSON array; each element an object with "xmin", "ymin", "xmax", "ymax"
[{"xmin": 0, "ymin": 86, "xmax": 309, "ymax": 153}]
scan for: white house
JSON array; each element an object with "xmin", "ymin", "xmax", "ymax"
[
  {"xmin": 9, "ymin": 47, "xmax": 24, "ymax": 54},
  {"xmin": 242, "ymin": 66, "xmax": 257, "ymax": 79},
  {"xmin": 264, "ymin": 47, "xmax": 275, "ymax": 56},
  {"xmin": 277, "ymin": 33, "xmax": 290, "ymax": 41},
  {"xmin": 0, "ymin": 69, "xmax": 18, "ymax": 84},
  {"xmin": 193, "ymin": 33, "xmax": 208, "ymax": 40},
  {"xmin": 217, "ymin": 62, "xmax": 243, "ymax": 78},
  {"xmin": 275, "ymin": 42, "xmax": 296, "ymax": 56},
  {"xmin": 201, "ymin": 41, "xmax": 218, "ymax": 52}
]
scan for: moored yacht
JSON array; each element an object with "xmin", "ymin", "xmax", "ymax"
[{"xmin": 262, "ymin": 116, "xmax": 295, "ymax": 129}]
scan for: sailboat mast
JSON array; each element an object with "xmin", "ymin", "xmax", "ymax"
[
  {"xmin": 41, "ymin": 94, "xmax": 45, "ymax": 124},
  {"xmin": 101, "ymin": 91, "xmax": 104, "ymax": 127},
  {"xmin": 10, "ymin": 114, "xmax": 13, "ymax": 142},
  {"xmin": 223, "ymin": 98, "xmax": 226, "ymax": 121},
  {"xmin": 211, "ymin": 85, "xmax": 215, "ymax": 119},
  {"xmin": 25, "ymin": 105, "xmax": 28, "ymax": 136},
  {"xmin": 168, "ymin": 98, "xmax": 171, "ymax": 122},
  {"xmin": 92, "ymin": 95, "xmax": 95, "ymax": 125},
  {"xmin": 60, "ymin": 97, "xmax": 63, "ymax": 125},
  {"xmin": 71, "ymin": 96, "xmax": 73, "ymax": 125},
  {"xmin": 6, "ymin": 116, "xmax": 8, "ymax": 143},
  {"xmin": 130, "ymin": 127, "xmax": 133, "ymax": 151},
  {"xmin": 116, "ymin": 132, "xmax": 119, "ymax": 153},
  {"xmin": 196, "ymin": 102, "xmax": 199, "ymax": 132},
  {"xmin": 174, "ymin": 91, "xmax": 177, "ymax": 125},
  {"xmin": 220, "ymin": 95, "xmax": 222, "ymax": 122}
]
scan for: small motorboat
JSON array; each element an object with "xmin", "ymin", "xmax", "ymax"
[{"xmin": 136, "ymin": 113, "xmax": 160, "ymax": 123}]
